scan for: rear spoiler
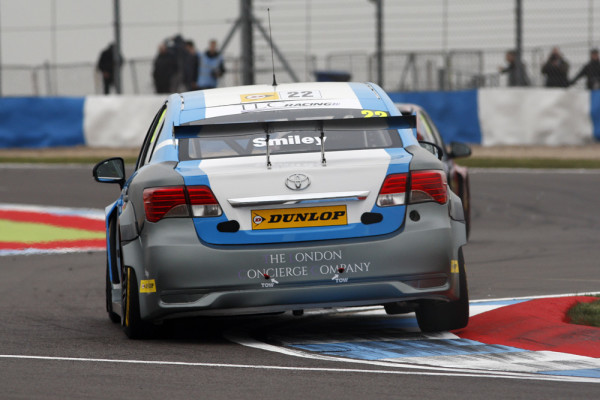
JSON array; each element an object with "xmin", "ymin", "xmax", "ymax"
[
  {"xmin": 172, "ymin": 115, "xmax": 416, "ymax": 139},
  {"xmin": 172, "ymin": 115, "xmax": 416, "ymax": 169}
]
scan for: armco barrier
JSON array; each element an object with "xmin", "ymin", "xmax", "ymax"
[{"xmin": 1, "ymin": 90, "xmax": 598, "ymax": 149}]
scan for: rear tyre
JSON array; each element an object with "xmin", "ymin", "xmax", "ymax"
[
  {"xmin": 416, "ymin": 248, "xmax": 469, "ymax": 332},
  {"xmin": 122, "ymin": 267, "xmax": 155, "ymax": 339},
  {"xmin": 106, "ymin": 262, "xmax": 121, "ymax": 324}
]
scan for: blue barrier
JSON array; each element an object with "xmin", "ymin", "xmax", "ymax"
[
  {"xmin": 590, "ymin": 91, "xmax": 600, "ymax": 141},
  {"xmin": 0, "ymin": 97, "xmax": 85, "ymax": 148},
  {"xmin": 389, "ymin": 90, "xmax": 482, "ymax": 144}
]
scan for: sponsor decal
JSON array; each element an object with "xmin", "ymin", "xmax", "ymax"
[
  {"xmin": 240, "ymin": 92, "xmax": 280, "ymax": 102},
  {"xmin": 252, "ymin": 135, "xmax": 326, "ymax": 148},
  {"xmin": 237, "ymin": 249, "xmax": 372, "ymax": 287},
  {"xmin": 251, "ymin": 205, "xmax": 347, "ymax": 230},
  {"xmin": 241, "ymin": 90, "xmax": 321, "ymax": 103},
  {"xmin": 140, "ymin": 279, "xmax": 157, "ymax": 293},
  {"xmin": 450, "ymin": 259, "xmax": 459, "ymax": 273},
  {"xmin": 241, "ymin": 100, "xmax": 353, "ymax": 112}
]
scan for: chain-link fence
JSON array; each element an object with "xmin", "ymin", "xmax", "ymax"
[
  {"xmin": 1, "ymin": 0, "xmax": 599, "ymax": 95},
  {"xmin": 3, "ymin": 44, "xmax": 597, "ymax": 96}
]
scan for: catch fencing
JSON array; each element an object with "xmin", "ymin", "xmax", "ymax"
[{"xmin": 1, "ymin": 42, "xmax": 595, "ymax": 97}]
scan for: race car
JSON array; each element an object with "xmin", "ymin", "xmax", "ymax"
[
  {"xmin": 93, "ymin": 82, "xmax": 469, "ymax": 339},
  {"xmin": 396, "ymin": 103, "xmax": 472, "ymax": 237}
]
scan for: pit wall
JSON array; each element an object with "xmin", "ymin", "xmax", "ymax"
[{"xmin": 1, "ymin": 89, "xmax": 599, "ymax": 148}]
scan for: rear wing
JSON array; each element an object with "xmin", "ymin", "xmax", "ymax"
[
  {"xmin": 172, "ymin": 115, "xmax": 416, "ymax": 139},
  {"xmin": 173, "ymin": 115, "xmax": 416, "ymax": 169}
]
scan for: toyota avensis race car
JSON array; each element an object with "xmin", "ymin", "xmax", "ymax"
[{"xmin": 93, "ymin": 82, "xmax": 469, "ymax": 339}]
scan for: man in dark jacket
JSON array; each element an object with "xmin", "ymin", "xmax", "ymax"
[
  {"xmin": 499, "ymin": 50, "xmax": 530, "ymax": 87},
  {"xmin": 97, "ymin": 43, "xmax": 120, "ymax": 94},
  {"xmin": 570, "ymin": 49, "xmax": 600, "ymax": 89},
  {"xmin": 541, "ymin": 47, "xmax": 569, "ymax": 87},
  {"xmin": 152, "ymin": 44, "xmax": 178, "ymax": 94}
]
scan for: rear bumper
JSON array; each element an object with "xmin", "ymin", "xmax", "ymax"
[{"xmin": 121, "ymin": 201, "xmax": 467, "ymax": 321}]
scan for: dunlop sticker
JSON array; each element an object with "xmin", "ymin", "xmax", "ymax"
[
  {"xmin": 140, "ymin": 279, "xmax": 156, "ymax": 293},
  {"xmin": 252, "ymin": 206, "xmax": 347, "ymax": 230}
]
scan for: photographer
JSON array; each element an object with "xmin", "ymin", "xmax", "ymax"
[{"xmin": 541, "ymin": 47, "xmax": 569, "ymax": 88}]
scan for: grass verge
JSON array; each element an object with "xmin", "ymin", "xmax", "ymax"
[
  {"xmin": 458, "ymin": 158, "xmax": 600, "ymax": 169},
  {"xmin": 567, "ymin": 298, "xmax": 600, "ymax": 328}
]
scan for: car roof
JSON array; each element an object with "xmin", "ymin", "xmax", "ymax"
[{"xmin": 172, "ymin": 82, "xmax": 397, "ymax": 124}]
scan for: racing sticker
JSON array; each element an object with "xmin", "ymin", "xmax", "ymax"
[
  {"xmin": 240, "ymin": 92, "xmax": 280, "ymax": 102},
  {"xmin": 140, "ymin": 279, "xmax": 157, "ymax": 293},
  {"xmin": 450, "ymin": 259, "xmax": 459, "ymax": 273},
  {"xmin": 252, "ymin": 205, "xmax": 347, "ymax": 230}
]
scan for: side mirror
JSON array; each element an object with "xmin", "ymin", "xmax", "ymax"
[
  {"xmin": 418, "ymin": 141, "xmax": 443, "ymax": 161},
  {"xmin": 448, "ymin": 142, "xmax": 472, "ymax": 159},
  {"xmin": 93, "ymin": 157, "xmax": 126, "ymax": 189}
]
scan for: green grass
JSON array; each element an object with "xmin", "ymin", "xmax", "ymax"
[
  {"xmin": 458, "ymin": 158, "xmax": 600, "ymax": 169},
  {"xmin": 567, "ymin": 298, "xmax": 600, "ymax": 328}
]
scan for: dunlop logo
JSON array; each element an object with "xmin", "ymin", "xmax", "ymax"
[{"xmin": 252, "ymin": 206, "xmax": 347, "ymax": 230}]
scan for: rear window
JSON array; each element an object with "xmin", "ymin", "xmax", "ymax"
[{"xmin": 179, "ymin": 128, "xmax": 402, "ymax": 161}]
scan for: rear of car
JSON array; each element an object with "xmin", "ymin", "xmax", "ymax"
[{"xmin": 95, "ymin": 82, "xmax": 468, "ymax": 338}]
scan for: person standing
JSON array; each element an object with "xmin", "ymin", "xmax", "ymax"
[
  {"xmin": 152, "ymin": 43, "xmax": 178, "ymax": 94},
  {"xmin": 97, "ymin": 43, "xmax": 121, "ymax": 94},
  {"xmin": 196, "ymin": 39, "xmax": 226, "ymax": 90},
  {"xmin": 499, "ymin": 50, "xmax": 530, "ymax": 87},
  {"xmin": 570, "ymin": 48, "xmax": 600, "ymax": 90},
  {"xmin": 183, "ymin": 40, "xmax": 199, "ymax": 91},
  {"xmin": 541, "ymin": 47, "xmax": 569, "ymax": 87}
]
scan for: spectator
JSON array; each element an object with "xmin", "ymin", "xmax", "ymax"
[
  {"xmin": 499, "ymin": 50, "xmax": 530, "ymax": 87},
  {"xmin": 570, "ymin": 48, "xmax": 600, "ymax": 90},
  {"xmin": 196, "ymin": 39, "xmax": 226, "ymax": 90},
  {"xmin": 97, "ymin": 43, "xmax": 122, "ymax": 94},
  {"xmin": 183, "ymin": 40, "xmax": 199, "ymax": 91},
  {"xmin": 541, "ymin": 47, "xmax": 569, "ymax": 87},
  {"xmin": 152, "ymin": 43, "xmax": 178, "ymax": 94}
]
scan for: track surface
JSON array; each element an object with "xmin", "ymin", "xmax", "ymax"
[{"xmin": 0, "ymin": 164, "xmax": 599, "ymax": 399}]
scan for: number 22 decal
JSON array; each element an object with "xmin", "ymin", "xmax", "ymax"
[
  {"xmin": 361, "ymin": 110, "xmax": 388, "ymax": 118},
  {"xmin": 288, "ymin": 91, "xmax": 314, "ymax": 98}
]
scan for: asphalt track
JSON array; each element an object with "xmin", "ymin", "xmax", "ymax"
[{"xmin": 0, "ymin": 164, "xmax": 599, "ymax": 399}]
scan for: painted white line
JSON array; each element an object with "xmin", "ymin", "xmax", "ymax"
[{"xmin": 0, "ymin": 354, "xmax": 596, "ymax": 383}]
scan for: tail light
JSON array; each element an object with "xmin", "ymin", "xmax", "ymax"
[
  {"xmin": 376, "ymin": 174, "xmax": 408, "ymax": 207},
  {"xmin": 410, "ymin": 170, "xmax": 448, "ymax": 204},
  {"xmin": 143, "ymin": 186, "xmax": 222, "ymax": 223},
  {"xmin": 377, "ymin": 170, "xmax": 447, "ymax": 207}
]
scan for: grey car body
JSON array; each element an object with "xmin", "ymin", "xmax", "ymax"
[{"xmin": 93, "ymin": 82, "xmax": 469, "ymax": 338}]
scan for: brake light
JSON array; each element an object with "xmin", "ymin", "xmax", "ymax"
[
  {"xmin": 376, "ymin": 170, "xmax": 447, "ymax": 207},
  {"xmin": 143, "ymin": 186, "xmax": 222, "ymax": 222},
  {"xmin": 376, "ymin": 174, "xmax": 407, "ymax": 207},
  {"xmin": 410, "ymin": 170, "xmax": 447, "ymax": 204}
]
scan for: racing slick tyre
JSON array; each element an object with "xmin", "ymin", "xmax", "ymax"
[
  {"xmin": 122, "ymin": 267, "xmax": 155, "ymax": 339},
  {"xmin": 416, "ymin": 248, "xmax": 469, "ymax": 332},
  {"xmin": 106, "ymin": 262, "xmax": 121, "ymax": 324}
]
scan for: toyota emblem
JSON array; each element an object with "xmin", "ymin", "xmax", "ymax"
[{"xmin": 285, "ymin": 174, "xmax": 310, "ymax": 191}]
